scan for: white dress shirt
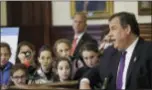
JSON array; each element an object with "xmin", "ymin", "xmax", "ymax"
[{"xmin": 120, "ymin": 37, "xmax": 139, "ymax": 89}]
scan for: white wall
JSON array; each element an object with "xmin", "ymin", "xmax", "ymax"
[
  {"xmin": 52, "ymin": 1, "xmax": 151, "ymax": 26},
  {"xmin": 0, "ymin": 1, "xmax": 7, "ymax": 26},
  {"xmin": 1, "ymin": 1, "xmax": 151, "ymax": 26}
]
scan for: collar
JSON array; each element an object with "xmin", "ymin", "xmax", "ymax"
[
  {"xmin": 74, "ymin": 32, "xmax": 85, "ymax": 39},
  {"xmin": 37, "ymin": 68, "xmax": 46, "ymax": 78},
  {"xmin": 125, "ymin": 37, "xmax": 139, "ymax": 54},
  {"xmin": 3, "ymin": 62, "xmax": 12, "ymax": 71}
]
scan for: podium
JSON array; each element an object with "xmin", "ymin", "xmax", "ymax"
[{"xmin": 8, "ymin": 80, "xmax": 78, "ymax": 89}]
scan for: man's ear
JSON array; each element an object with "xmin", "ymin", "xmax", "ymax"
[{"xmin": 126, "ymin": 25, "xmax": 131, "ymax": 35}]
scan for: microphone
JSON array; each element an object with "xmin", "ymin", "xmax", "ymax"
[{"xmin": 101, "ymin": 73, "xmax": 113, "ymax": 89}]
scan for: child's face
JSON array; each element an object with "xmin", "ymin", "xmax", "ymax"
[
  {"xmin": 57, "ymin": 60, "xmax": 71, "ymax": 82},
  {"xmin": 56, "ymin": 43, "xmax": 70, "ymax": 58},
  {"xmin": 11, "ymin": 69, "xmax": 27, "ymax": 85},
  {"xmin": 38, "ymin": 51, "xmax": 52, "ymax": 71},
  {"xmin": 82, "ymin": 50, "xmax": 99, "ymax": 68},
  {"xmin": 0, "ymin": 47, "xmax": 11, "ymax": 66},
  {"xmin": 18, "ymin": 45, "xmax": 34, "ymax": 64}
]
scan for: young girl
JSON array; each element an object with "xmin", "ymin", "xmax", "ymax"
[
  {"xmin": 16, "ymin": 41, "xmax": 36, "ymax": 80},
  {"xmin": 53, "ymin": 39, "xmax": 84, "ymax": 78},
  {"xmin": 74, "ymin": 43, "xmax": 100, "ymax": 80},
  {"xmin": 16, "ymin": 41, "xmax": 36, "ymax": 66},
  {"xmin": 0, "ymin": 42, "xmax": 13, "ymax": 89},
  {"xmin": 29, "ymin": 45, "xmax": 54, "ymax": 84},
  {"xmin": 53, "ymin": 58, "xmax": 72, "ymax": 82}
]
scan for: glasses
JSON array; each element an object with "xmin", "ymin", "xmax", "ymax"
[{"xmin": 12, "ymin": 75, "xmax": 26, "ymax": 80}]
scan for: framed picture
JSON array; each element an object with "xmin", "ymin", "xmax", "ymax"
[
  {"xmin": 138, "ymin": 1, "xmax": 152, "ymax": 15},
  {"xmin": 70, "ymin": 1, "xmax": 113, "ymax": 19}
]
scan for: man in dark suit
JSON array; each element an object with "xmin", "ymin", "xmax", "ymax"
[
  {"xmin": 79, "ymin": 12, "xmax": 152, "ymax": 90},
  {"xmin": 71, "ymin": 12, "xmax": 97, "ymax": 60}
]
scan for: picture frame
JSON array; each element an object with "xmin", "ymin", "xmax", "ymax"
[
  {"xmin": 70, "ymin": 1, "xmax": 114, "ymax": 19},
  {"xmin": 138, "ymin": 1, "xmax": 152, "ymax": 15}
]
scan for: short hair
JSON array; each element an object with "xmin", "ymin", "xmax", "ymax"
[
  {"xmin": 16, "ymin": 41, "xmax": 35, "ymax": 63},
  {"xmin": 79, "ymin": 42, "xmax": 99, "ymax": 57},
  {"xmin": 11, "ymin": 64, "xmax": 28, "ymax": 76},
  {"xmin": 74, "ymin": 12, "xmax": 87, "ymax": 23},
  {"xmin": 109, "ymin": 12, "xmax": 140, "ymax": 36},
  {"xmin": 53, "ymin": 39, "xmax": 71, "ymax": 56},
  {"xmin": 0, "ymin": 42, "xmax": 11, "ymax": 55}
]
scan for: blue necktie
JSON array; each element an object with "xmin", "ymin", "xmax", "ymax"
[{"xmin": 116, "ymin": 51, "xmax": 127, "ymax": 89}]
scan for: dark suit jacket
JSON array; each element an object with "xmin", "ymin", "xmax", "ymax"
[
  {"xmin": 84, "ymin": 38, "xmax": 152, "ymax": 90},
  {"xmin": 72, "ymin": 32, "xmax": 98, "ymax": 60}
]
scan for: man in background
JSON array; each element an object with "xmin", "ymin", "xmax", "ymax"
[{"xmin": 71, "ymin": 12, "xmax": 97, "ymax": 60}]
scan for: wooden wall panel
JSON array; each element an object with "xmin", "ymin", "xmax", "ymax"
[
  {"xmin": 51, "ymin": 23, "xmax": 152, "ymax": 46},
  {"xmin": 139, "ymin": 23, "xmax": 152, "ymax": 41}
]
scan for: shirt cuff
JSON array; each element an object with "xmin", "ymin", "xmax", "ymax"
[{"xmin": 80, "ymin": 78, "xmax": 90, "ymax": 84}]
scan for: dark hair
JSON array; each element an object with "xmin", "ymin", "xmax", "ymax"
[
  {"xmin": 11, "ymin": 64, "xmax": 28, "ymax": 76},
  {"xmin": 79, "ymin": 42, "xmax": 100, "ymax": 57},
  {"xmin": 38, "ymin": 45, "xmax": 52, "ymax": 57},
  {"xmin": 53, "ymin": 57, "xmax": 72, "ymax": 82},
  {"xmin": 38, "ymin": 45, "xmax": 53, "ymax": 68},
  {"xmin": 16, "ymin": 41, "xmax": 35, "ymax": 63},
  {"xmin": 109, "ymin": 12, "xmax": 140, "ymax": 36},
  {"xmin": 53, "ymin": 39, "xmax": 71, "ymax": 57},
  {"xmin": 0, "ymin": 42, "xmax": 12, "ymax": 55}
]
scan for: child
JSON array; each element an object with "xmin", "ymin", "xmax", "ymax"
[
  {"xmin": 10, "ymin": 64, "xmax": 28, "ymax": 86},
  {"xmin": 53, "ymin": 58, "xmax": 72, "ymax": 82},
  {"xmin": 74, "ymin": 43, "xmax": 100, "ymax": 80},
  {"xmin": 16, "ymin": 41, "xmax": 36, "ymax": 67},
  {"xmin": 0, "ymin": 42, "xmax": 13, "ymax": 89},
  {"xmin": 10, "ymin": 64, "xmax": 53, "ymax": 89},
  {"xmin": 53, "ymin": 39, "xmax": 71, "ymax": 59},
  {"xmin": 15, "ymin": 41, "xmax": 37, "ymax": 79},
  {"xmin": 29, "ymin": 45, "xmax": 54, "ymax": 84},
  {"xmin": 53, "ymin": 39, "xmax": 84, "ymax": 78}
]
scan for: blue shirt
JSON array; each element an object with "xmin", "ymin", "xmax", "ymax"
[{"xmin": 0, "ymin": 62, "xmax": 12, "ymax": 85}]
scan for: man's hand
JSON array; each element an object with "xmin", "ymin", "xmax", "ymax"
[{"xmin": 79, "ymin": 78, "xmax": 91, "ymax": 89}]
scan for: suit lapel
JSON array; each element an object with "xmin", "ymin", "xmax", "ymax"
[
  {"xmin": 74, "ymin": 37, "xmax": 84, "ymax": 56},
  {"xmin": 109, "ymin": 50, "xmax": 121, "ymax": 88},
  {"xmin": 126, "ymin": 38, "xmax": 144, "ymax": 87},
  {"xmin": 73, "ymin": 33, "xmax": 86, "ymax": 56}
]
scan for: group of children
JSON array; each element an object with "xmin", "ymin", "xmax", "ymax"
[{"xmin": 0, "ymin": 37, "xmax": 109, "ymax": 89}]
